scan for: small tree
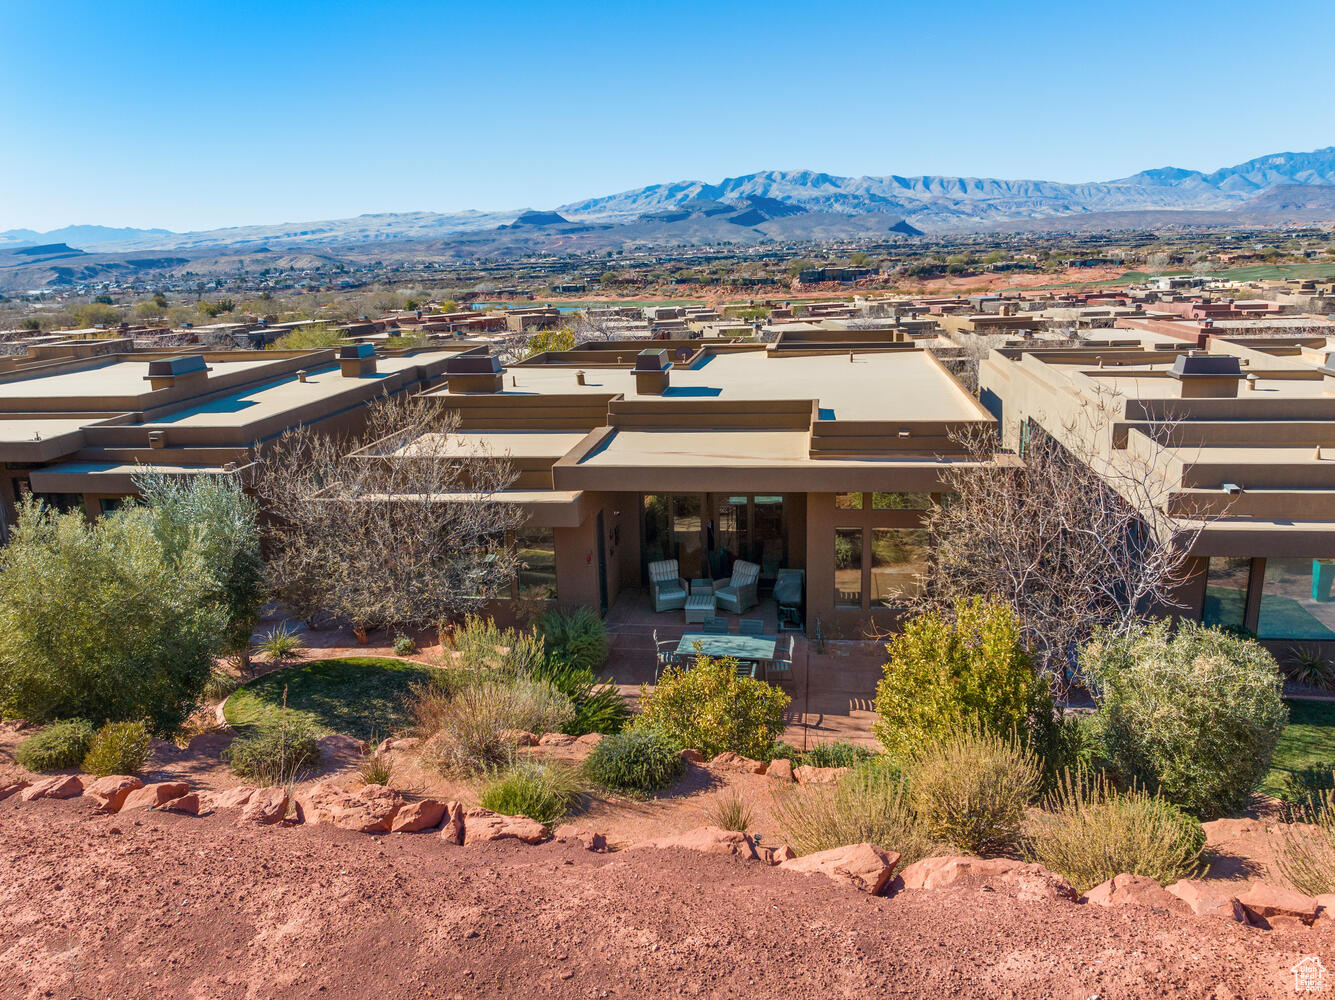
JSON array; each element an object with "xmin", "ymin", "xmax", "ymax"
[
  {"xmin": 1082, "ymin": 619, "xmax": 1287, "ymax": 819},
  {"xmin": 253, "ymin": 393, "xmax": 522, "ymax": 638},
  {"xmin": 0, "ymin": 501, "xmax": 225, "ymax": 734},
  {"xmin": 637, "ymin": 655, "xmax": 790, "ymax": 759},
  {"xmin": 873, "ymin": 598, "xmax": 1053, "ymax": 761}
]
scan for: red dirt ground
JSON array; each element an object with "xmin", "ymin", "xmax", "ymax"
[{"xmin": 0, "ymin": 795, "xmax": 1329, "ymax": 1000}]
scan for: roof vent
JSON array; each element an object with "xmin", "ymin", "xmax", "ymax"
[
  {"xmin": 144, "ymin": 354, "xmax": 211, "ymax": 391},
  {"xmin": 445, "ymin": 352, "xmax": 504, "ymax": 394},
  {"xmin": 1167, "ymin": 352, "xmax": 1242, "ymax": 398},
  {"xmin": 339, "ymin": 342, "xmax": 378, "ymax": 378},
  {"xmin": 634, "ymin": 349, "xmax": 671, "ymax": 395}
]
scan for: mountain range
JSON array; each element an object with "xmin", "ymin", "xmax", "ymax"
[{"xmin": 3, "ymin": 147, "xmax": 1335, "ymax": 288}]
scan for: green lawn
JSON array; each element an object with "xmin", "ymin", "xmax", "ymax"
[
  {"xmin": 1262, "ymin": 698, "xmax": 1335, "ymax": 797},
  {"xmin": 223, "ymin": 657, "xmax": 438, "ymax": 742}
]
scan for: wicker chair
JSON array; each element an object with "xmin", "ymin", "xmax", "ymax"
[
  {"xmin": 766, "ymin": 634, "xmax": 795, "ymax": 685},
  {"xmin": 702, "ymin": 617, "xmax": 729, "ymax": 634},
  {"xmin": 653, "ymin": 628, "xmax": 679, "ymax": 679},
  {"xmin": 648, "ymin": 559, "xmax": 688, "ymax": 613},
  {"xmin": 713, "ymin": 559, "xmax": 760, "ymax": 615},
  {"xmin": 738, "ymin": 618, "xmax": 765, "ymax": 636}
]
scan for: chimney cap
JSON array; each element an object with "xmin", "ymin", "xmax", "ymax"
[
  {"xmin": 634, "ymin": 349, "xmax": 670, "ymax": 372},
  {"xmin": 146, "ymin": 354, "xmax": 210, "ymax": 378},
  {"xmin": 445, "ymin": 353, "xmax": 503, "ymax": 375},
  {"xmin": 339, "ymin": 342, "xmax": 376, "ymax": 361},
  {"xmin": 1168, "ymin": 353, "xmax": 1241, "ymax": 379}
]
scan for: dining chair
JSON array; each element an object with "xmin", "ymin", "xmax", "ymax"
[
  {"xmin": 702, "ymin": 617, "xmax": 729, "ymax": 634},
  {"xmin": 653, "ymin": 628, "xmax": 678, "ymax": 679},
  {"xmin": 738, "ymin": 618, "xmax": 765, "ymax": 636}
]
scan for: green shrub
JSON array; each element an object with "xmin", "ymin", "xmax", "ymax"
[
  {"xmin": 82, "ymin": 720, "xmax": 152, "ymax": 777},
  {"xmin": 1083, "ymin": 619, "xmax": 1287, "ymax": 819},
  {"xmin": 1272, "ymin": 790, "xmax": 1335, "ymax": 895},
  {"xmin": 480, "ymin": 761, "xmax": 584, "ymax": 823},
  {"xmin": 449, "ymin": 615, "xmax": 546, "ymax": 674},
  {"xmin": 801, "ymin": 741, "xmax": 875, "ymax": 769},
  {"xmin": 582, "ymin": 730, "xmax": 684, "ymax": 794},
  {"xmin": 637, "ymin": 655, "xmax": 789, "ymax": 759},
  {"xmin": 1280, "ymin": 762, "xmax": 1335, "ymax": 811},
  {"xmin": 392, "ymin": 633, "xmax": 418, "ymax": 657},
  {"xmin": 873, "ymin": 598, "xmax": 1053, "ymax": 761},
  {"xmin": 704, "ymin": 789, "xmax": 753, "ymax": 833},
  {"xmin": 773, "ymin": 755, "xmax": 928, "ymax": 859},
  {"xmin": 418, "ymin": 672, "xmax": 572, "ymax": 775},
  {"xmin": 203, "ymin": 668, "xmax": 243, "ymax": 703},
  {"xmin": 529, "ymin": 657, "xmax": 628, "ymax": 737},
  {"xmin": 258, "ymin": 623, "xmax": 305, "ymax": 661},
  {"xmin": 539, "ymin": 607, "xmax": 609, "ymax": 673},
  {"xmin": 358, "ymin": 750, "xmax": 393, "ymax": 786},
  {"xmin": 907, "ymin": 728, "xmax": 1042, "ymax": 857},
  {"xmin": 223, "ymin": 720, "xmax": 322, "ymax": 785},
  {"xmin": 1025, "ymin": 770, "xmax": 1206, "ymax": 894},
  {"xmin": 15, "ymin": 720, "xmax": 95, "ymax": 772},
  {"xmin": 766, "ymin": 740, "xmax": 802, "ymax": 763}
]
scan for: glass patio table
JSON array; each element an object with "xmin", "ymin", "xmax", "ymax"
[{"xmin": 675, "ymin": 632, "xmax": 777, "ymax": 665}]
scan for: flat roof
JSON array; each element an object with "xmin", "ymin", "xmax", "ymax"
[
  {"xmin": 579, "ymin": 429, "xmax": 809, "ymax": 467},
  {"xmin": 389, "ymin": 430, "xmax": 588, "ymax": 460},
  {"xmin": 0, "ymin": 418, "xmax": 89, "ymax": 444},
  {"xmin": 0, "ymin": 358, "xmax": 268, "ymax": 399}
]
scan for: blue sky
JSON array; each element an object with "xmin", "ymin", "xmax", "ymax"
[{"xmin": 3, "ymin": 0, "xmax": 1333, "ymax": 232}]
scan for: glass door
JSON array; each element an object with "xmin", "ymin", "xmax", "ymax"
[
  {"xmin": 671, "ymin": 494, "xmax": 704, "ymax": 579},
  {"xmin": 752, "ymin": 495, "xmax": 785, "ymax": 580}
]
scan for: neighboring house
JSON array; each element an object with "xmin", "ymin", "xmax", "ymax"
[
  {"xmin": 979, "ymin": 335, "xmax": 1335, "ymax": 655},
  {"xmin": 365, "ymin": 337, "xmax": 994, "ymax": 634}
]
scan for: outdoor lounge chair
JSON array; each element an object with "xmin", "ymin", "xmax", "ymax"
[
  {"xmin": 738, "ymin": 618, "xmax": 765, "ymax": 636},
  {"xmin": 713, "ymin": 559, "xmax": 760, "ymax": 615},
  {"xmin": 649, "ymin": 559, "xmax": 688, "ymax": 613}
]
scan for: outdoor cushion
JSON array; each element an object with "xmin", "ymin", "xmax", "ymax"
[
  {"xmin": 715, "ymin": 560, "xmax": 760, "ymax": 615},
  {"xmin": 649, "ymin": 558, "xmax": 688, "ymax": 613}
]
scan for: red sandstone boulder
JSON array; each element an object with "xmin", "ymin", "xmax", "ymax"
[
  {"xmin": 301, "ymin": 784, "xmax": 404, "ymax": 833},
  {"xmin": 85, "ymin": 775, "xmax": 143, "ymax": 813},
  {"xmin": 1166, "ymin": 879, "xmax": 1247, "ymax": 922},
  {"xmin": 710, "ymin": 752, "xmax": 766, "ymax": 774},
  {"xmin": 779, "ymin": 843, "xmax": 900, "ymax": 895},
  {"xmin": 1237, "ymin": 884, "xmax": 1320, "ymax": 927},
  {"xmin": 1082, "ymin": 874, "xmax": 1191, "ymax": 915},
  {"xmin": 240, "ymin": 787, "xmax": 288, "ymax": 825},
  {"xmin": 208, "ymin": 786, "xmax": 258, "ymax": 810},
  {"xmin": 121, "ymin": 781, "xmax": 189, "ymax": 811},
  {"xmin": 21, "ymin": 774, "xmax": 84, "ymax": 801},
  {"xmin": 793, "ymin": 765, "xmax": 849, "ymax": 785},
  {"xmin": 554, "ymin": 824, "xmax": 608, "ymax": 852},
  {"xmin": 896, "ymin": 856, "xmax": 1076, "ymax": 902},
  {"xmin": 1315, "ymin": 893, "xmax": 1335, "ymax": 921},
  {"xmin": 575, "ymin": 733, "xmax": 604, "ymax": 748},
  {"xmin": 391, "ymin": 799, "xmax": 446, "ymax": 833},
  {"xmin": 375, "ymin": 737, "xmax": 422, "ymax": 755},
  {"xmin": 0, "ymin": 780, "xmax": 31, "ymax": 802},
  {"xmin": 632, "ymin": 825, "xmax": 759, "ymax": 860},
  {"xmin": 765, "ymin": 758, "xmax": 794, "ymax": 782},
  {"xmin": 538, "ymin": 733, "xmax": 576, "ymax": 748},
  {"xmin": 439, "ymin": 801, "xmax": 466, "ymax": 845},
  {"xmin": 680, "ymin": 749, "xmax": 705, "ymax": 764},
  {"xmin": 162, "ymin": 793, "xmax": 205, "ymax": 816},
  {"xmin": 462, "ymin": 807, "xmax": 550, "ymax": 845},
  {"xmin": 498, "ymin": 730, "xmax": 538, "ymax": 747}
]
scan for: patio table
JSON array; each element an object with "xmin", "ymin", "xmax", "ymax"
[{"xmin": 675, "ymin": 632, "xmax": 777, "ymax": 667}]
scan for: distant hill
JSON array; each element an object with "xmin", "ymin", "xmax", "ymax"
[{"xmin": 0, "ymin": 225, "xmax": 173, "ymax": 250}]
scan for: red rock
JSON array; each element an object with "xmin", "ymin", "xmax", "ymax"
[
  {"xmin": 1083, "ymin": 874, "xmax": 1191, "ymax": 915},
  {"xmin": 240, "ymin": 787, "xmax": 288, "ymax": 825},
  {"xmin": 391, "ymin": 799, "xmax": 446, "ymax": 833},
  {"xmin": 121, "ymin": 781, "xmax": 190, "ymax": 811},
  {"xmin": 498, "ymin": 730, "xmax": 538, "ymax": 747},
  {"xmin": 575, "ymin": 733, "xmax": 603, "ymax": 748},
  {"xmin": 555, "ymin": 824, "xmax": 609, "ymax": 852},
  {"xmin": 302, "ymin": 784, "xmax": 404, "ymax": 833},
  {"xmin": 162, "ymin": 793, "xmax": 204, "ymax": 816},
  {"xmin": 764, "ymin": 758, "xmax": 794, "ymax": 782},
  {"xmin": 208, "ymin": 786, "xmax": 258, "ymax": 810},
  {"xmin": 462, "ymin": 807, "xmax": 550, "ymax": 844},
  {"xmin": 0, "ymin": 780, "xmax": 31, "ymax": 801},
  {"xmin": 21, "ymin": 775, "xmax": 84, "ymax": 801},
  {"xmin": 317, "ymin": 734, "xmax": 366, "ymax": 760},
  {"xmin": 632, "ymin": 825, "xmax": 759, "ymax": 860},
  {"xmin": 779, "ymin": 843, "xmax": 900, "ymax": 895},
  {"xmin": 538, "ymin": 733, "xmax": 576, "ymax": 747},
  {"xmin": 439, "ymin": 801, "xmax": 466, "ymax": 845},
  {"xmin": 1166, "ymin": 879, "xmax": 1248, "ymax": 922},
  {"xmin": 1237, "ymin": 884, "xmax": 1320, "ymax": 926},
  {"xmin": 710, "ymin": 752, "xmax": 766, "ymax": 774},
  {"xmin": 375, "ymin": 737, "xmax": 422, "ymax": 755},
  {"xmin": 1315, "ymin": 893, "xmax": 1335, "ymax": 921},
  {"xmin": 793, "ymin": 765, "xmax": 849, "ymax": 785},
  {"xmin": 680, "ymin": 749, "xmax": 705, "ymax": 764},
  {"xmin": 772, "ymin": 844, "xmax": 796, "ymax": 864},
  {"xmin": 84, "ymin": 775, "xmax": 143, "ymax": 813},
  {"xmin": 899, "ymin": 856, "xmax": 1023, "ymax": 890}
]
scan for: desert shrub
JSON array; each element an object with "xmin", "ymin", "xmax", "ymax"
[
  {"xmin": 1272, "ymin": 791, "xmax": 1335, "ymax": 895},
  {"xmin": 539, "ymin": 607, "xmax": 609, "ymax": 673},
  {"xmin": 223, "ymin": 720, "xmax": 322, "ymax": 785},
  {"xmin": 448, "ymin": 615, "xmax": 545, "ymax": 674},
  {"xmin": 1281, "ymin": 763, "xmax": 1335, "ymax": 811},
  {"xmin": 582, "ymin": 729, "xmax": 684, "ymax": 794},
  {"xmin": 1286, "ymin": 646, "xmax": 1332, "ymax": 690},
  {"xmin": 906, "ymin": 729, "xmax": 1042, "ymax": 857},
  {"xmin": 203, "ymin": 668, "xmax": 244, "ymax": 703},
  {"xmin": 704, "ymin": 789, "xmax": 753, "ymax": 832},
  {"xmin": 636, "ymin": 656, "xmax": 789, "ymax": 759},
  {"xmin": 392, "ymin": 633, "xmax": 418, "ymax": 657},
  {"xmin": 1024, "ymin": 770, "xmax": 1205, "ymax": 893},
  {"xmin": 15, "ymin": 720, "xmax": 95, "ymax": 772},
  {"xmin": 1083, "ymin": 619, "xmax": 1287, "ymax": 819},
  {"xmin": 765, "ymin": 740, "xmax": 802, "ymax": 763},
  {"xmin": 529, "ymin": 657, "xmax": 628, "ymax": 737},
  {"xmin": 801, "ymin": 741, "xmax": 875, "ymax": 769},
  {"xmin": 419, "ymin": 673, "xmax": 572, "ymax": 775},
  {"xmin": 258, "ymin": 623, "xmax": 305, "ymax": 661},
  {"xmin": 82, "ymin": 720, "xmax": 152, "ymax": 777},
  {"xmin": 773, "ymin": 756, "xmax": 929, "ymax": 859},
  {"xmin": 873, "ymin": 598, "xmax": 1053, "ymax": 761},
  {"xmin": 480, "ymin": 761, "xmax": 584, "ymax": 823},
  {"xmin": 357, "ymin": 751, "xmax": 393, "ymax": 786}
]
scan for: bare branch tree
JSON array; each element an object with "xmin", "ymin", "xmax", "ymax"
[{"xmin": 252, "ymin": 393, "xmax": 522, "ymax": 639}]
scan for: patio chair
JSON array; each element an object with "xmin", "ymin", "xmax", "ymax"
[
  {"xmin": 713, "ymin": 559, "xmax": 760, "ymax": 615},
  {"xmin": 648, "ymin": 559, "xmax": 688, "ymax": 613},
  {"xmin": 735, "ymin": 660, "xmax": 756, "ymax": 679},
  {"xmin": 738, "ymin": 618, "xmax": 765, "ymax": 636},
  {"xmin": 653, "ymin": 628, "xmax": 678, "ymax": 679},
  {"xmin": 766, "ymin": 634, "xmax": 795, "ymax": 684},
  {"xmin": 702, "ymin": 617, "xmax": 729, "ymax": 634}
]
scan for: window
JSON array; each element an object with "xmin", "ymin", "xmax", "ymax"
[
  {"xmin": 1257, "ymin": 558, "xmax": 1335, "ymax": 641},
  {"xmin": 32, "ymin": 492, "xmax": 82, "ymax": 514},
  {"xmin": 834, "ymin": 528, "xmax": 862, "ymax": 607},
  {"xmin": 1202, "ymin": 557, "xmax": 1250, "ymax": 631},
  {"xmin": 516, "ymin": 527, "xmax": 557, "ymax": 600},
  {"xmin": 871, "ymin": 492, "xmax": 932, "ymax": 510},
  {"xmin": 835, "ymin": 492, "xmax": 863, "ymax": 510},
  {"xmin": 642, "ymin": 494, "xmax": 669, "ymax": 565},
  {"xmin": 871, "ymin": 528, "xmax": 929, "ymax": 606}
]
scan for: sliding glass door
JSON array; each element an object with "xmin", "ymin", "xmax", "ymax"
[{"xmin": 644, "ymin": 493, "xmax": 787, "ymax": 585}]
